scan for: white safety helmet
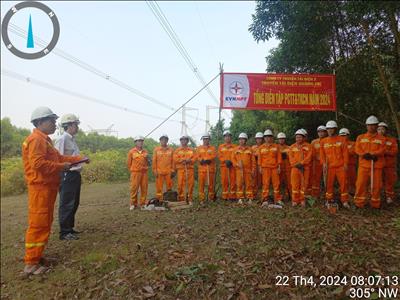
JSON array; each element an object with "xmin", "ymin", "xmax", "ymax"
[
  {"xmin": 301, "ymin": 128, "xmax": 308, "ymax": 135},
  {"xmin": 31, "ymin": 106, "xmax": 58, "ymax": 123},
  {"xmin": 223, "ymin": 130, "xmax": 232, "ymax": 136},
  {"xmin": 255, "ymin": 132, "xmax": 264, "ymax": 139},
  {"xmin": 326, "ymin": 120, "xmax": 338, "ymax": 129},
  {"xmin": 134, "ymin": 135, "xmax": 145, "ymax": 142},
  {"xmin": 295, "ymin": 129, "xmax": 306, "ymax": 136},
  {"xmin": 60, "ymin": 113, "xmax": 80, "ymax": 125},
  {"xmin": 180, "ymin": 135, "xmax": 189, "ymax": 140},
  {"xmin": 238, "ymin": 132, "xmax": 248, "ymax": 140},
  {"xmin": 201, "ymin": 133, "xmax": 211, "ymax": 140},
  {"xmin": 317, "ymin": 125, "xmax": 327, "ymax": 131},
  {"xmin": 277, "ymin": 132, "xmax": 286, "ymax": 139},
  {"xmin": 339, "ymin": 128, "xmax": 350, "ymax": 136},
  {"xmin": 378, "ymin": 122, "xmax": 388, "ymax": 128},
  {"xmin": 264, "ymin": 129, "xmax": 273, "ymax": 136},
  {"xmin": 366, "ymin": 115, "xmax": 379, "ymax": 125},
  {"xmin": 159, "ymin": 133, "xmax": 169, "ymax": 140}
]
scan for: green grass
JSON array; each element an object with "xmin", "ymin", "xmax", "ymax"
[{"xmin": 1, "ymin": 182, "xmax": 400, "ymax": 299}]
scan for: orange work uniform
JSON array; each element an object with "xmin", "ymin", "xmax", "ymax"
[
  {"xmin": 258, "ymin": 143, "xmax": 282, "ymax": 202},
  {"xmin": 310, "ymin": 138, "xmax": 324, "ymax": 199},
  {"xmin": 382, "ymin": 136, "xmax": 398, "ymax": 200},
  {"xmin": 320, "ymin": 136, "xmax": 349, "ymax": 204},
  {"xmin": 218, "ymin": 143, "xmax": 237, "ymax": 200},
  {"xmin": 278, "ymin": 144, "xmax": 291, "ymax": 200},
  {"xmin": 288, "ymin": 142, "xmax": 312, "ymax": 204},
  {"xmin": 196, "ymin": 145, "xmax": 217, "ymax": 201},
  {"xmin": 22, "ymin": 129, "xmax": 83, "ymax": 265},
  {"xmin": 251, "ymin": 145, "xmax": 263, "ymax": 200},
  {"xmin": 354, "ymin": 133, "xmax": 386, "ymax": 208},
  {"xmin": 232, "ymin": 145, "xmax": 255, "ymax": 199},
  {"xmin": 173, "ymin": 147, "xmax": 196, "ymax": 202},
  {"xmin": 127, "ymin": 147, "xmax": 149, "ymax": 206},
  {"xmin": 152, "ymin": 146, "xmax": 174, "ymax": 200},
  {"xmin": 347, "ymin": 140, "xmax": 357, "ymax": 194}
]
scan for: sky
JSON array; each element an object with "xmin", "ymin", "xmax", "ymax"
[{"xmin": 1, "ymin": 1, "xmax": 278, "ymax": 144}]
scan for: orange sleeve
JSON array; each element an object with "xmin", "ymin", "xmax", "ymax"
[
  {"xmin": 288, "ymin": 147, "xmax": 295, "ymax": 166},
  {"xmin": 370, "ymin": 139, "xmax": 386, "ymax": 156},
  {"xmin": 172, "ymin": 149, "xmax": 178, "ymax": 170},
  {"xmin": 152, "ymin": 148, "xmax": 158, "ymax": 173},
  {"xmin": 231, "ymin": 149, "xmax": 239, "ymax": 168},
  {"xmin": 190, "ymin": 148, "xmax": 197, "ymax": 165},
  {"xmin": 29, "ymin": 138, "xmax": 65, "ymax": 173},
  {"xmin": 302, "ymin": 146, "xmax": 312, "ymax": 165},
  {"xmin": 127, "ymin": 150, "xmax": 132, "ymax": 170},
  {"xmin": 319, "ymin": 141, "xmax": 326, "ymax": 165},
  {"xmin": 342, "ymin": 139, "xmax": 349, "ymax": 165},
  {"xmin": 277, "ymin": 147, "xmax": 282, "ymax": 165}
]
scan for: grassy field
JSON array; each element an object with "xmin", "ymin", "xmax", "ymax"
[{"xmin": 1, "ymin": 182, "xmax": 400, "ymax": 299}]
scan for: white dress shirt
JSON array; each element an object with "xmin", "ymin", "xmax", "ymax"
[{"xmin": 55, "ymin": 132, "xmax": 82, "ymax": 172}]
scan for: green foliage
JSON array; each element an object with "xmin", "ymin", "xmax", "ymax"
[
  {"xmin": 248, "ymin": 1, "xmax": 400, "ymax": 139},
  {"xmin": 1, "ymin": 157, "xmax": 26, "ymax": 196},
  {"xmin": 1, "ymin": 118, "xmax": 30, "ymax": 158}
]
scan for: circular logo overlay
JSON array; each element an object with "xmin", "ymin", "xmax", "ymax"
[
  {"xmin": 1, "ymin": 1, "xmax": 60, "ymax": 59},
  {"xmin": 229, "ymin": 81, "xmax": 244, "ymax": 95}
]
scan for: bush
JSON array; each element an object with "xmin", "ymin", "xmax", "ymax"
[{"xmin": 1, "ymin": 157, "xmax": 26, "ymax": 196}]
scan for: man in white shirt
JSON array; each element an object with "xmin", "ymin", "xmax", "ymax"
[{"xmin": 55, "ymin": 114, "xmax": 84, "ymax": 240}]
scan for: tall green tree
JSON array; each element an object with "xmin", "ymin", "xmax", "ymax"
[{"xmin": 247, "ymin": 1, "xmax": 399, "ymax": 140}]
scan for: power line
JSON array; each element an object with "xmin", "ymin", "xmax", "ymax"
[
  {"xmin": 146, "ymin": 1, "xmax": 227, "ymax": 119},
  {"xmin": 1, "ymin": 69, "xmax": 180, "ymax": 123},
  {"xmin": 7, "ymin": 23, "xmax": 206, "ymax": 122}
]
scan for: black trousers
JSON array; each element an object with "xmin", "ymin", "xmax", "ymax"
[{"xmin": 59, "ymin": 171, "xmax": 81, "ymax": 236}]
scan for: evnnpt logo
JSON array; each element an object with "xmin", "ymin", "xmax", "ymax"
[{"xmin": 1, "ymin": 1, "xmax": 60, "ymax": 59}]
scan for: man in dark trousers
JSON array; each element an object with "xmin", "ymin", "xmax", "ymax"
[{"xmin": 55, "ymin": 114, "xmax": 85, "ymax": 240}]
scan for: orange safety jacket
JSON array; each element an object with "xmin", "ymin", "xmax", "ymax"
[
  {"xmin": 347, "ymin": 140, "xmax": 357, "ymax": 166},
  {"xmin": 152, "ymin": 146, "xmax": 174, "ymax": 175},
  {"xmin": 218, "ymin": 143, "xmax": 236, "ymax": 166},
  {"xmin": 383, "ymin": 136, "xmax": 398, "ymax": 168},
  {"xmin": 257, "ymin": 143, "xmax": 282, "ymax": 168},
  {"xmin": 173, "ymin": 147, "xmax": 196, "ymax": 170},
  {"xmin": 22, "ymin": 128, "xmax": 83, "ymax": 186},
  {"xmin": 127, "ymin": 147, "xmax": 149, "ymax": 172},
  {"xmin": 196, "ymin": 145, "xmax": 217, "ymax": 173},
  {"xmin": 320, "ymin": 136, "xmax": 349, "ymax": 168},
  {"xmin": 355, "ymin": 133, "xmax": 386, "ymax": 169},
  {"xmin": 288, "ymin": 142, "xmax": 313, "ymax": 167},
  {"xmin": 278, "ymin": 144, "xmax": 291, "ymax": 170},
  {"xmin": 232, "ymin": 145, "xmax": 255, "ymax": 172}
]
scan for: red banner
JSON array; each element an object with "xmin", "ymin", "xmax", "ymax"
[{"xmin": 220, "ymin": 73, "xmax": 336, "ymax": 111}]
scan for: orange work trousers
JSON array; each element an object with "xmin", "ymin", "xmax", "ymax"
[
  {"xmin": 130, "ymin": 171, "xmax": 148, "ymax": 206},
  {"xmin": 220, "ymin": 167, "xmax": 236, "ymax": 200},
  {"xmin": 198, "ymin": 170, "xmax": 215, "ymax": 201},
  {"xmin": 311, "ymin": 162, "xmax": 323, "ymax": 198},
  {"xmin": 25, "ymin": 185, "xmax": 58, "ymax": 265},
  {"xmin": 347, "ymin": 164, "xmax": 357, "ymax": 194},
  {"xmin": 261, "ymin": 167, "xmax": 282, "ymax": 202},
  {"xmin": 291, "ymin": 167, "xmax": 310, "ymax": 204},
  {"xmin": 354, "ymin": 167, "xmax": 383, "ymax": 208},
  {"xmin": 325, "ymin": 166, "xmax": 349, "ymax": 203},
  {"xmin": 252, "ymin": 169, "xmax": 262, "ymax": 200},
  {"xmin": 236, "ymin": 169, "xmax": 253, "ymax": 199},
  {"xmin": 383, "ymin": 167, "xmax": 397, "ymax": 200},
  {"xmin": 279, "ymin": 167, "xmax": 291, "ymax": 199},
  {"xmin": 155, "ymin": 174, "xmax": 173, "ymax": 200},
  {"xmin": 177, "ymin": 168, "xmax": 194, "ymax": 201}
]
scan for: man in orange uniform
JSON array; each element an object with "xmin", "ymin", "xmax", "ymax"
[
  {"xmin": 232, "ymin": 133, "xmax": 255, "ymax": 204},
  {"xmin": 288, "ymin": 129, "xmax": 313, "ymax": 207},
  {"xmin": 173, "ymin": 135, "xmax": 196, "ymax": 203},
  {"xmin": 354, "ymin": 116, "xmax": 387, "ymax": 208},
  {"xmin": 196, "ymin": 133, "xmax": 217, "ymax": 202},
  {"xmin": 251, "ymin": 132, "xmax": 264, "ymax": 200},
  {"xmin": 277, "ymin": 132, "xmax": 291, "ymax": 201},
  {"xmin": 377, "ymin": 122, "xmax": 398, "ymax": 204},
  {"xmin": 339, "ymin": 128, "xmax": 357, "ymax": 195},
  {"xmin": 258, "ymin": 129, "xmax": 282, "ymax": 205},
  {"xmin": 127, "ymin": 136, "xmax": 149, "ymax": 210},
  {"xmin": 320, "ymin": 121, "xmax": 350, "ymax": 208},
  {"xmin": 310, "ymin": 125, "xmax": 327, "ymax": 199},
  {"xmin": 23, "ymin": 107, "xmax": 88, "ymax": 275},
  {"xmin": 152, "ymin": 134, "xmax": 174, "ymax": 202},
  {"xmin": 218, "ymin": 130, "xmax": 237, "ymax": 201}
]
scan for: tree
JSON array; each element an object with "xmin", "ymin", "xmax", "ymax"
[{"xmin": 248, "ymin": 1, "xmax": 400, "ymax": 139}]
